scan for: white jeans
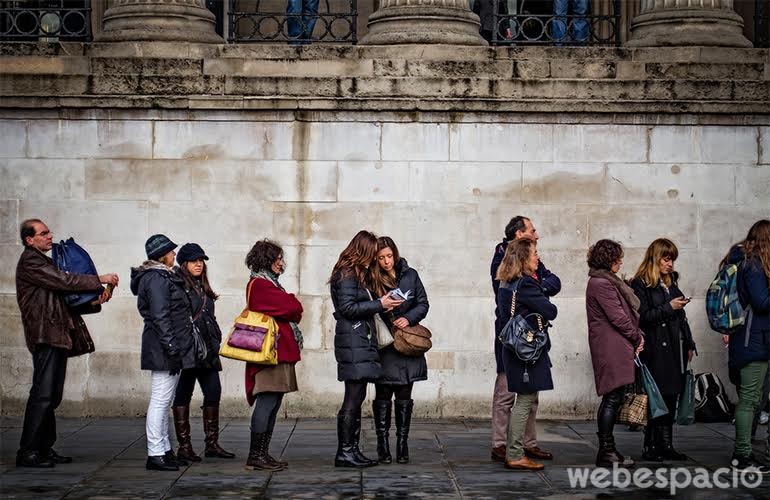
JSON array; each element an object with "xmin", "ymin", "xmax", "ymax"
[{"xmin": 146, "ymin": 371, "xmax": 179, "ymax": 457}]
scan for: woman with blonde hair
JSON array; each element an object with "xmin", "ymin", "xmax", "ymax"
[
  {"xmin": 330, "ymin": 230, "xmax": 403, "ymax": 468},
  {"xmin": 496, "ymin": 238, "xmax": 557, "ymax": 471},
  {"xmin": 631, "ymin": 238, "xmax": 696, "ymax": 462},
  {"xmin": 723, "ymin": 220, "xmax": 770, "ymax": 472}
]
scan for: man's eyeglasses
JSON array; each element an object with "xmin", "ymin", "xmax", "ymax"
[{"xmin": 35, "ymin": 230, "xmax": 51, "ymax": 237}]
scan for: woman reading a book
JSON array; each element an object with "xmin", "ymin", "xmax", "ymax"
[{"xmin": 370, "ymin": 236, "xmax": 430, "ymax": 465}]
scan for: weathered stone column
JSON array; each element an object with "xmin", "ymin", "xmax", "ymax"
[
  {"xmin": 626, "ymin": 0, "xmax": 751, "ymax": 47},
  {"xmin": 360, "ymin": 0, "xmax": 486, "ymax": 46},
  {"xmin": 98, "ymin": 0, "xmax": 222, "ymax": 43}
]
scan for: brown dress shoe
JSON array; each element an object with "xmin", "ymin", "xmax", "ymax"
[
  {"xmin": 504, "ymin": 456, "xmax": 544, "ymax": 471},
  {"xmin": 524, "ymin": 446, "xmax": 553, "ymax": 460},
  {"xmin": 491, "ymin": 445, "xmax": 506, "ymax": 463}
]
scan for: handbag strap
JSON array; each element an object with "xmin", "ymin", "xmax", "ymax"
[{"xmin": 506, "ymin": 278, "xmax": 522, "ymax": 317}]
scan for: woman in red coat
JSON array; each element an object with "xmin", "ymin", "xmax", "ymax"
[
  {"xmin": 585, "ymin": 239, "xmax": 644, "ymax": 467},
  {"xmin": 243, "ymin": 239, "xmax": 303, "ymax": 471}
]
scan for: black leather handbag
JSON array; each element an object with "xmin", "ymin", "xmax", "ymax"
[{"xmin": 497, "ymin": 279, "xmax": 549, "ymax": 383}]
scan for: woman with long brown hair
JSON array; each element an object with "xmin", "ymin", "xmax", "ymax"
[
  {"xmin": 723, "ymin": 220, "xmax": 770, "ymax": 472},
  {"xmin": 631, "ymin": 238, "xmax": 696, "ymax": 462},
  {"xmin": 330, "ymin": 230, "xmax": 403, "ymax": 468},
  {"xmin": 369, "ymin": 236, "xmax": 429, "ymax": 465}
]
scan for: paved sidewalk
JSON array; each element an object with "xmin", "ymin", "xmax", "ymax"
[{"xmin": 0, "ymin": 417, "xmax": 768, "ymax": 499}]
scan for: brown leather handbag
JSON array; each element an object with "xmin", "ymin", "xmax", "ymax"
[{"xmin": 393, "ymin": 324, "xmax": 432, "ymax": 357}]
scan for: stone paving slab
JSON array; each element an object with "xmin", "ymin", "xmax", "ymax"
[{"xmin": 0, "ymin": 417, "xmax": 768, "ymax": 499}]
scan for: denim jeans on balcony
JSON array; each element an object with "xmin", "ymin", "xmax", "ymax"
[
  {"xmin": 287, "ymin": 0, "xmax": 319, "ymax": 43},
  {"xmin": 551, "ymin": 0, "xmax": 590, "ymax": 43}
]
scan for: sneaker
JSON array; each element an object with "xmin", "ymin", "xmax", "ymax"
[
  {"xmin": 759, "ymin": 411, "xmax": 769, "ymax": 425},
  {"xmin": 731, "ymin": 454, "xmax": 770, "ymax": 473}
]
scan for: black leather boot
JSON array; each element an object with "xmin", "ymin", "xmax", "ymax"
[
  {"xmin": 395, "ymin": 399, "xmax": 413, "ymax": 464},
  {"xmin": 244, "ymin": 432, "xmax": 284, "ymax": 471},
  {"xmin": 642, "ymin": 424, "xmax": 663, "ymax": 462},
  {"xmin": 373, "ymin": 400, "xmax": 392, "ymax": 464},
  {"xmin": 173, "ymin": 406, "xmax": 201, "ymax": 463},
  {"xmin": 334, "ymin": 411, "xmax": 377, "ymax": 468},
  {"xmin": 202, "ymin": 406, "xmax": 235, "ymax": 458},
  {"xmin": 596, "ymin": 433, "xmax": 635, "ymax": 467},
  {"xmin": 659, "ymin": 424, "xmax": 687, "ymax": 460},
  {"xmin": 16, "ymin": 451, "xmax": 55, "ymax": 468}
]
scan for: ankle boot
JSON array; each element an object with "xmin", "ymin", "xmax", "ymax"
[
  {"xmin": 334, "ymin": 410, "xmax": 377, "ymax": 468},
  {"xmin": 264, "ymin": 430, "xmax": 288, "ymax": 468},
  {"xmin": 642, "ymin": 424, "xmax": 663, "ymax": 462},
  {"xmin": 244, "ymin": 431, "xmax": 283, "ymax": 471},
  {"xmin": 173, "ymin": 406, "xmax": 201, "ymax": 463},
  {"xmin": 596, "ymin": 432, "xmax": 634, "ymax": 467},
  {"xmin": 395, "ymin": 399, "xmax": 413, "ymax": 464},
  {"xmin": 202, "ymin": 406, "xmax": 235, "ymax": 459},
  {"xmin": 659, "ymin": 424, "xmax": 687, "ymax": 460},
  {"xmin": 372, "ymin": 400, "xmax": 392, "ymax": 464}
]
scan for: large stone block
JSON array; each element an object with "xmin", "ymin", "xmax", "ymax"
[
  {"xmin": 303, "ymin": 122, "xmax": 381, "ymax": 161},
  {"xmin": 0, "ymin": 293, "xmax": 23, "ymax": 348},
  {"xmin": 578, "ymin": 204, "xmax": 698, "ymax": 249},
  {"xmin": 0, "ymin": 245, "xmax": 20, "ymax": 294},
  {"xmin": 649, "ymin": 126, "xmax": 758, "ymax": 164},
  {"xmin": 86, "ymin": 351, "xmax": 148, "ymax": 417},
  {"xmin": 1, "ymin": 159, "xmax": 85, "ymax": 201},
  {"xmin": 300, "ymin": 203, "xmax": 385, "ymax": 246},
  {"xmin": 84, "ymin": 297, "xmax": 144, "ymax": 351},
  {"xmin": 734, "ymin": 165, "xmax": 770, "ymax": 208},
  {"xmin": 0, "ymin": 200, "xmax": 17, "ymax": 245},
  {"xmin": 475, "ymin": 203, "xmax": 590, "ymax": 250},
  {"xmin": 380, "ymin": 202, "xmax": 479, "ymax": 247},
  {"xmin": 553, "ymin": 125, "xmax": 648, "ymax": 163},
  {"xmin": 19, "ymin": 200, "xmax": 148, "ymax": 246},
  {"xmin": 27, "ymin": 120, "xmax": 153, "ymax": 159},
  {"xmin": 153, "ymin": 121, "xmax": 293, "ymax": 160},
  {"xmin": 0, "ymin": 120, "xmax": 25, "ymax": 158},
  {"xmin": 420, "ymin": 297, "xmax": 493, "ymax": 351},
  {"xmin": 409, "ymin": 161, "xmax": 522, "ymax": 203},
  {"xmin": 296, "ymin": 296, "xmax": 333, "ymax": 351},
  {"xmin": 449, "ymin": 124, "xmax": 553, "ymax": 162},
  {"xmin": 406, "ymin": 247, "xmax": 493, "ymax": 298},
  {"xmin": 535, "ymin": 249, "xmax": 592, "ymax": 299},
  {"xmin": 191, "ymin": 160, "xmax": 337, "ymax": 202},
  {"xmin": 337, "ymin": 161, "xmax": 410, "ymax": 202},
  {"xmin": 697, "ymin": 206, "xmax": 770, "ymax": 250},
  {"xmin": 522, "ymin": 162, "xmax": 606, "ymax": 204},
  {"xmin": 760, "ymin": 127, "xmax": 769, "ymax": 165},
  {"xmin": 297, "ymin": 245, "xmax": 344, "ymax": 296},
  {"xmin": 85, "ymin": 160, "xmax": 191, "ymax": 201},
  {"xmin": 381, "ymin": 123, "xmax": 449, "ymax": 161}
]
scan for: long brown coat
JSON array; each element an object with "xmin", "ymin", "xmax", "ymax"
[
  {"xmin": 16, "ymin": 246, "xmax": 102, "ymax": 354},
  {"xmin": 586, "ymin": 270, "xmax": 644, "ymax": 396}
]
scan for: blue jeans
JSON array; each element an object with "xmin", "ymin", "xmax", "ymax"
[
  {"xmin": 552, "ymin": 0, "xmax": 590, "ymax": 43},
  {"xmin": 287, "ymin": 0, "xmax": 319, "ymax": 42}
]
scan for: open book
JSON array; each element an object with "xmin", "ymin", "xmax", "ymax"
[{"xmin": 390, "ymin": 288, "xmax": 411, "ymax": 301}]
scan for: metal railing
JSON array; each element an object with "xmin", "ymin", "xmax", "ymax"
[
  {"xmin": 0, "ymin": 0, "xmax": 90, "ymax": 41},
  {"xmin": 492, "ymin": 0, "xmax": 621, "ymax": 46},
  {"xmin": 228, "ymin": 0, "xmax": 357, "ymax": 44}
]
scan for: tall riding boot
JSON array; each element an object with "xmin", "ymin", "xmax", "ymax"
[
  {"xmin": 659, "ymin": 424, "xmax": 687, "ymax": 460},
  {"xmin": 395, "ymin": 399, "xmax": 413, "ymax": 464},
  {"xmin": 173, "ymin": 406, "xmax": 201, "ymax": 463},
  {"xmin": 244, "ymin": 431, "xmax": 283, "ymax": 471},
  {"xmin": 265, "ymin": 429, "xmax": 288, "ymax": 468},
  {"xmin": 334, "ymin": 410, "xmax": 378, "ymax": 468},
  {"xmin": 372, "ymin": 400, "xmax": 392, "ymax": 464},
  {"xmin": 202, "ymin": 406, "xmax": 235, "ymax": 459},
  {"xmin": 642, "ymin": 423, "xmax": 663, "ymax": 461},
  {"xmin": 596, "ymin": 433, "xmax": 635, "ymax": 467}
]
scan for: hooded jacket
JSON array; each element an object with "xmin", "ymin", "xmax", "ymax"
[{"xmin": 131, "ymin": 261, "xmax": 196, "ymax": 371}]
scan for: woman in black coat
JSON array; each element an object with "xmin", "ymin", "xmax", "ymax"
[
  {"xmin": 370, "ymin": 236, "xmax": 429, "ymax": 465},
  {"xmin": 496, "ymin": 238, "xmax": 557, "ymax": 471},
  {"xmin": 171, "ymin": 243, "xmax": 234, "ymax": 463},
  {"xmin": 631, "ymin": 238, "xmax": 696, "ymax": 462},
  {"xmin": 130, "ymin": 234, "xmax": 196, "ymax": 472},
  {"xmin": 330, "ymin": 230, "xmax": 403, "ymax": 468}
]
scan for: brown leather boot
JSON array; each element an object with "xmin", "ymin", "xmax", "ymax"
[
  {"xmin": 244, "ymin": 432, "xmax": 283, "ymax": 471},
  {"xmin": 504, "ymin": 456, "xmax": 545, "ymax": 471},
  {"xmin": 202, "ymin": 406, "xmax": 235, "ymax": 459},
  {"xmin": 172, "ymin": 406, "xmax": 201, "ymax": 463},
  {"xmin": 264, "ymin": 430, "xmax": 288, "ymax": 468}
]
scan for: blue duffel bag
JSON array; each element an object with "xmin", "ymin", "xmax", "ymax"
[{"xmin": 51, "ymin": 237, "xmax": 102, "ymax": 308}]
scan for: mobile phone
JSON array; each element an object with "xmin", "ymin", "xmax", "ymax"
[{"xmin": 683, "ymin": 296, "xmax": 692, "ymax": 301}]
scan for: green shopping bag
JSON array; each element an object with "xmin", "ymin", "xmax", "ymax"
[
  {"xmin": 635, "ymin": 356, "xmax": 669, "ymax": 419},
  {"xmin": 676, "ymin": 369, "xmax": 695, "ymax": 425}
]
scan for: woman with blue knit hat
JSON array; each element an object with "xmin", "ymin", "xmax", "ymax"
[
  {"xmin": 130, "ymin": 234, "xmax": 196, "ymax": 471},
  {"xmin": 171, "ymin": 243, "xmax": 234, "ymax": 462}
]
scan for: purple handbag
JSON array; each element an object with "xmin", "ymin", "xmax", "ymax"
[{"xmin": 227, "ymin": 323, "xmax": 269, "ymax": 352}]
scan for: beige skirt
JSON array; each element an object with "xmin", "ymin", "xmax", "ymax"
[{"xmin": 252, "ymin": 362, "xmax": 298, "ymax": 395}]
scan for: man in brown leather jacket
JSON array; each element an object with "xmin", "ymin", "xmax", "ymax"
[{"xmin": 15, "ymin": 219, "xmax": 119, "ymax": 468}]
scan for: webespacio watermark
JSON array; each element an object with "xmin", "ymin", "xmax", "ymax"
[{"xmin": 567, "ymin": 463, "xmax": 765, "ymax": 495}]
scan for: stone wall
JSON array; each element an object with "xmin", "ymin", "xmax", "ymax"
[{"xmin": 1, "ymin": 107, "xmax": 768, "ymax": 418}]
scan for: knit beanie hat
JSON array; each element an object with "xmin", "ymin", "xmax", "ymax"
[{"xmin": 145, "ymin": 234, "xmax": 177, "ymax": 261}]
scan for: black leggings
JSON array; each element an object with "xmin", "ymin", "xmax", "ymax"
[
  {"xmin": 597, "ymin": 385, "xmax": 626, "ymax": 435},
  {"xmin": 340, "ymin": 381, "xmax": 368, "ymax": 413},
  {"xmin": 374, "ymin": 383, "xmax": 413, "ymax": 401},
  {"xmin": 251, "ymin": 392, "xmax": 284, "ymax": 434},
  {"xmin": 172, "ymin": 367, "xmax": 222, "ymax": 407}
]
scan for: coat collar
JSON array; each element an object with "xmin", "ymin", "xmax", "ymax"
[{"xmin": 588, "ymin": 268, "xmax": 640, "ymax": 311}]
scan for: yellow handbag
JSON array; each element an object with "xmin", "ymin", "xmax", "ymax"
[{"xmin": 219, "ymin": 279, "xmax": 279, "ymax": 365}]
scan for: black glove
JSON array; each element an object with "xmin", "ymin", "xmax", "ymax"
[{"xmin": 168, "ymin": 355, "xmax": 182, "ymax": 376}]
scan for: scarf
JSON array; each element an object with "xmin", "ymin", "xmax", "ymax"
[
  {"xmin": 588, "ymin": 268, "xmax": 640, "ymax": 311},
  {"xmin": 251, "ymin": 270, "xmax": 304, "ymax": 350}
]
